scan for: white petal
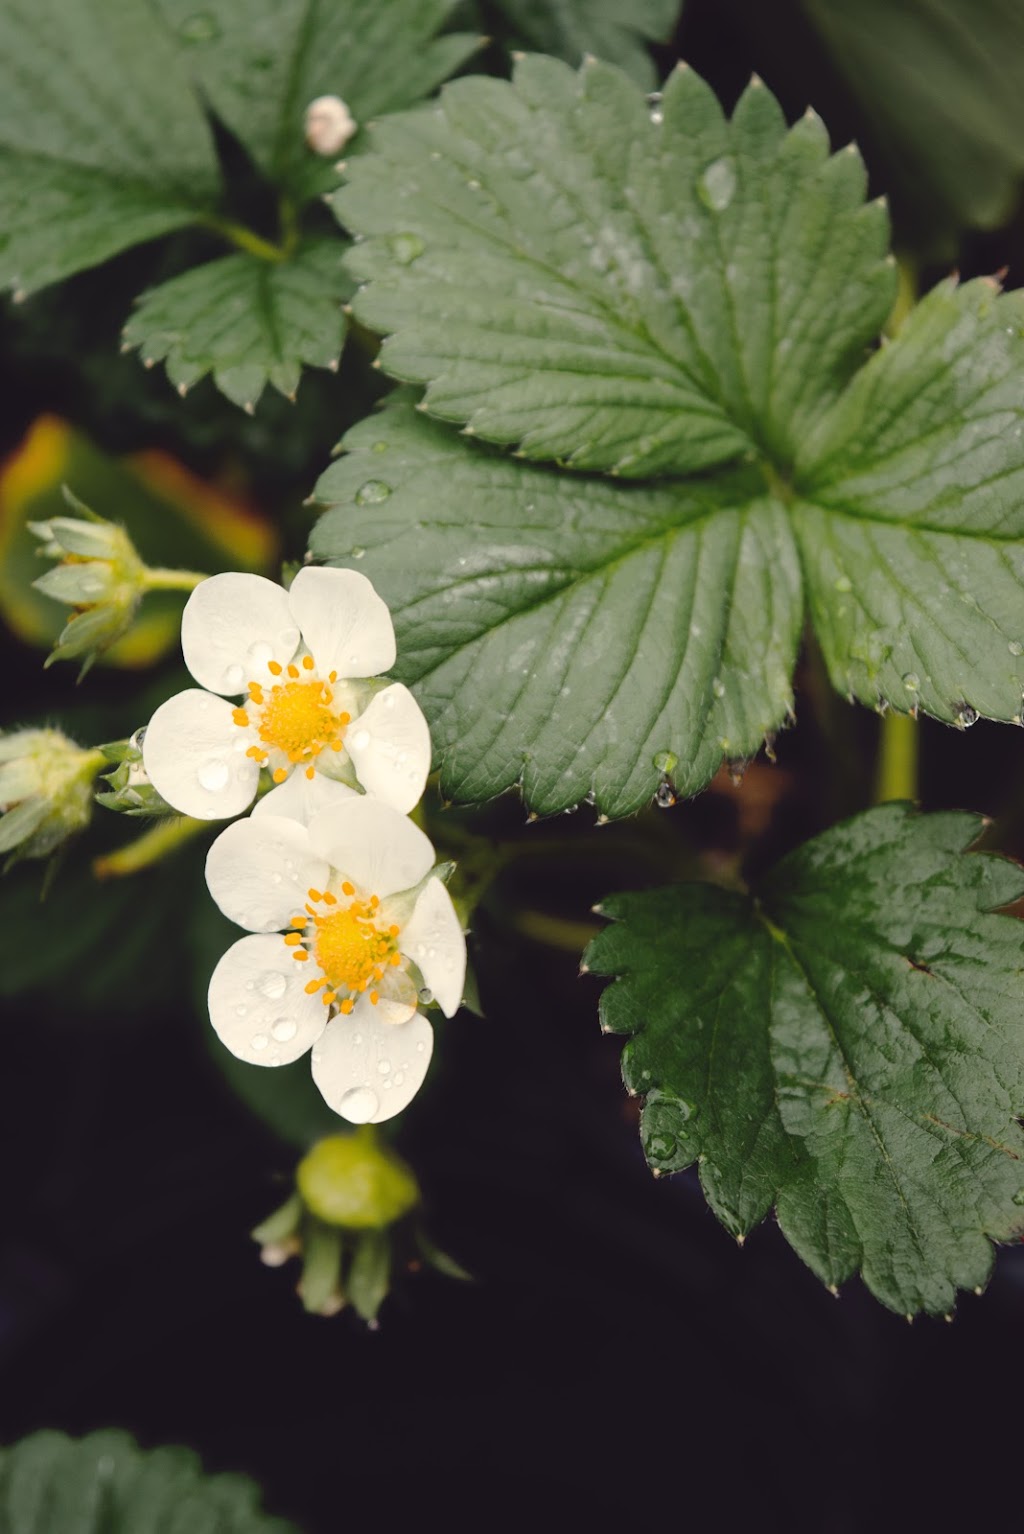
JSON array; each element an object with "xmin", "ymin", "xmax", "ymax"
[
  {"xmin": 143, "ymin": 690, "xmax": 259, "ymax": 820},
  {"xmin": 311, "ymin": 1004, "xmax": 433, "ymax": 1123},
  {"xmin": 401, "ymin": 877, "xmax": 466, "ymax": 1017},
  {"xmin": 208, "ymin": 934, "xmax": 328, "ymax": 1066},
  {"xmin": 288, "ymin": 566, "xmax": 396, "ymax": 679},
  {"xmin": 307, "ymin": 797, "xmax": 434, "ymax": 898},
  {"xmin": 252, "ymin": 771, "xmax": 358, "ymax": 828},
  {"xmin": 205, "ymin": 814, "xmax": 330, "ymax": 932},
  {"xmin": 347, "ymin": 683, "xmax": 431, "ymax": 813},
  {"xmin": 181, "ymin": 572, "xmax": 300, "ymax": 693}
]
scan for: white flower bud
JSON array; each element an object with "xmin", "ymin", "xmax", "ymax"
[
  {"xmin": 304, "ymin": 95, "xmax": 357, "ymax": 156},
  {"xmin": 29, "ymin": 502, "xmax": 147, "ymax": 675},
  {"xmin": 0, "ymin": 728, "xmax": 102, "ymax": 864}
]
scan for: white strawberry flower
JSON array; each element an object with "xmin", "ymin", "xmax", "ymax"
[
  {"xmin": 204, "ymin": 796, "xmax": 466, "ymax": 1125},
  {"xmin": 142, "ymin": 568, "xmax": 429, "ymax": 820}
]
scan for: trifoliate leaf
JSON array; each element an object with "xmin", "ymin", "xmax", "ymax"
[
  {"xmin": 311, "ymin": 400, "xmax": 800, "ymax": 816},
  {"xmin": 335, "ymin": 56, "xmax": 895, "ymax": 476},
  {"xmin": 795, "ymin": 278, "xmax": 1024, "ymax": 727},
  {"xmin": 0, "ymin": 0, "xmax": 220, "ymax": 296},
  {"xmin": 491, "ymin": 0, "xmax": 681, "ymax": 87},
  {"xmin": 123, "ymin": 239, "xmax": 353, "ymax": 409},
  {"xmin": 803, "ymin": 0, "xmax": 1024, "ymax": 256},
  {"xmin": 0, "ymin": 1430, "xmax": 297, "ymax": 1533},
  {"xmin": 586, "ymin": 804, "xmax": 1024, "ymax": 1316},
  {"xmin": 158, "ymin": 0, "xmax": 481, "ymax": 202}
]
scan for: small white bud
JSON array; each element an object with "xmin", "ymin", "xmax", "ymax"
[{"xmin": 305, "ymin": 95, "xmax": 357, "ymax": 156}]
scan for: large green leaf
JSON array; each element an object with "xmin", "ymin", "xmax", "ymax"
[
  {"xmin": 795, "ymin": 278, "xmax": 1024, "ymax": 726},
  {"xmin": 0, "ymin": 1430, "xmax": 297, "ymax": 1532},
  {"xmin": 335, "ymin": 56, "xmax": 895, "ymax": 476},
  {"xmin": 158, "ymin": 0, "xmax": 481, "ymax": 202},
  {"xmin": 802, "ymin": 0, "xmax": 1024, "ymax": 256},
  {"xmin": 311, "ymin": 400, "xmax": 800, "ymax": 816},
  {"xmin": 489, "ymin": 0, "xmax": 681, "ymax": 87},
  {"xmin": 123, "ymin": 238, "xmax": 353, "ymax": 409},
  {"xmin": 586, "ymin": 805, "xmax": 1024, "ymax": 1316},
  {"xmin": 0, "ymin": 0, "xmax": 220, "ymax": 296}
]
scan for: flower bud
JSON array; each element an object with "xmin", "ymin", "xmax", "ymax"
[
  {"xmin": 94, "ymin": 728, "xmax": 175, "ymax": 818},
  {"xmin": 29, "ymin": 494, "xmax": 147, "ymax": 675},
  {"xmin": 0, "ymin": 728, "xmax": 102, "ymax": 865},
  {"xmin": 304, "ymin": 94, "xmax": 357, "ymax": 156},
  {"xmin": 297, "ymin": 1127, "xmax": 420, "ymax": 1230}
]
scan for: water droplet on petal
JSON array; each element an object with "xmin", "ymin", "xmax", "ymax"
[
  {"xmin": 251, "ymin": 1033, "xmax": 269, "ymax": 1052},
  {"xmin": 339, "ymin": 1086, "xmax": 379, "ymax": 1122},
  {"xmin": 377, "ymin": 1060, "xmax": 392, "ymax": 1074},
  {"xmin": 198, "ymin": 759, "xmax": 229, "ymax": 792},
  {"xmin": 393, "ymin": 1072, "xmax": 405, "ymax": 1086},
  {"xmin": 223, "ymin": 663, "xmax": 245, "ymax": 691},
  {"xmin": 355, "ymin": 480, "xmax": 391, "ymax": 505},
  {"xmin": 235, "ymin": 1004, "xmax": 248, "ymax": 1017},
  {"xmin": 418, "ymin": 987, "xmax": 434, "ymax": 1006},
  {"xmin": 247, "ymin": 641, "xmax": 273, "ymax": 667},
  {"xmin": 257, "ymin": 971, "xmax": 287, "ymax": 1000},
  {"xmin": 697, "ymin": 155, "xmax": 737, "ymax": 212},
  {"xmin": 351, "ymin": 729, "xmax": 371, "ymax": 751},
  {"xmin": 271, "ymin": 1017, "xmax": 298, "ymax": 1042}
]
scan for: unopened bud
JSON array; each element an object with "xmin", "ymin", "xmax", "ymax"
[
  {"xmin": 0, "ymin": 728, "xmax": 103, "ymax": 866},
  {"xmin": 30, "ymin": 492, "xmax": 146, "ymax": 675},
  {"xmin": 304, "ymin": 94, "xmax": 357, "ymax": 156}
]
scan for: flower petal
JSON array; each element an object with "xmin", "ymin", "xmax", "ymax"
[
  {"xmin": 401, "ymin": 877, "xmax": 466, "ymax": 1017},
  {"xmin": 288, "ymin": 567, "xmax": 396, "ymax": 679},
  {"xmin": 208, "ymin": 933, "xmax": 328, "ymax": 1066},
  {"xmin": 347, "ymin": 683, "xmax": 431, "ymax": 813},
  {"xmin": 311, "ymin": 1004, "xmax": 433, "ymax": 1123},
  {"xmin": 252, "ymin": 770, "xmax": 358, "ymax": 828},
  {"xmin": 206, "ymin": 814, "xmax": 330, "ymax": 932},
  {"xmin": 143, "ymin": 689, "xmax": 259, "ymax": 820},
  {"xmin": 307, "ymin": 797, "xmax": 434, "ymax": 898},
  {"xmin": 181, "ymin": 572, "xmax": 300, "ymax": 693}
]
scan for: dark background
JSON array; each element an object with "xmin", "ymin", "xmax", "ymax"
[{"xmin": 2, "ymin": 3, "xmax": 1024, "ymax": 1530}]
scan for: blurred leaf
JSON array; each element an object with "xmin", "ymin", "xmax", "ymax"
[
  {"xmin": 157, "ymin": 0, "xmax": 482, "ymax": 203},
  {"xmin": 336, "ymin": 58, "xmax": 894, "ymax": 476},
  {"xmin": 123, "ymin": 239, "xmax": 353, "ymax": 410},
  {"xmin": 803, "ymin": 0, "xmax": 1024, "ymax": 256},
  {"xmin": 0, "ymin": 417, "xmax": 277, "ymax": 667},
  {"xmin": 489, "ymin": 0, "xmax": 681, "ymax": 86},
  {"xmin": 0, "ymin": 0, "xmax": 220, "ymax": 297},
  {"xmin": 347, "ymin": 1229, "xmax": 391, "ymax": 1320},
  {"xmin": 0, "ymin": 1429, "xmax": 297, "ymax": 1532},
  {"xmin": 587, "ymin": 805, "xmax": 1024, "ymax": 1316}
]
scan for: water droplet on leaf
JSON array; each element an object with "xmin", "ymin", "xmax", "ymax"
[
  {"xmin": 652, "ymin": 750, "xmax": 678, "ymax": 774},
  {"xmin": 355, "ymin": 480, "xmax": 391, "ymax": 505},
  {"xmin": 179, "ymin": 10, "xmax": 219, "ymax": 43},
  {"xmin": 389, "ymin": 232, "xmax": 424, "ymax": 264},
  {"xmin": 696, "ymin": 155, "xmax": 737, "ymax": 212}
]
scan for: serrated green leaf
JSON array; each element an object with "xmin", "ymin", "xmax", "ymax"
[
  {"xmin": 795, "ymin": 278, "xmax": 1024, "ymax": 725},
  {"xmin": 336, "ymin": 56, "xmax": 895, "ymax": 476},
  {"xmin": 158, "ymin": 0, "xmax": 481, "ymax": 202},
  {"xmin": 491, "ymin": 0, "xmax": 681, "ymax": 87},
  {"xmin": 123, "ymin": 239, "xmax": 352, "ymax": 409},
  {"xmin": 311, "ymin": 400, "xmax": 800, "ymax": 816},
  {"xmin": 803, "ymin": 0, "xmax": 1024, "ymax": 256},
  {"xmin": 0, "ymin": 1429, "xmax": 297, "ymax": 1533},
  {"xmin": 586, "ymin": 804, "xmax": 1024, "ymax": 1316},
  {"xmin": 0, "ymin": 0, "xmax": 220, "ymax": 296}
]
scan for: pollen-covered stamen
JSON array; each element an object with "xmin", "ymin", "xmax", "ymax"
[
  {"xmin": 231, "ymin": 656, "xmax": 351, "ymax": 781},
  {"xmin": 283, "ymin": 885, "xmax": 402, "ymax": 1007}
]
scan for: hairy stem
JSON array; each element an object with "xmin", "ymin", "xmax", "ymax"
[
  {"xmin": 874, "ymin": 711, "xmax": 918, "ymax": 804},
  {"xmin": 93, "ymin": 815, "xmax": 207, "ymax": 879}
]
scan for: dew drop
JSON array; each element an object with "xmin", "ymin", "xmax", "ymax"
[
  {"xmin": 902, "ymin": 673, "xmax": 920, "ymax": 693},
  {"xmin": 955, "ymin": 703, "xmax": 979, "ymax": 729},
  {"xmin": 251, "ymin": 1033, "xmax": 269, "ymax": 1052},
  {"xmin": 198, "ymin": 758, "xmax": 229, "ymax": 792},
  {"xmin": 1009, "ymin": 640, "xmax": 1023, "ymax": 657},
  {"xmin": 339, "ymin": 1086, "xmax": 379, "ymax": 1122},
  {"xmin": 257, "ymin": 970, "xmax": 287, "ymax": 1000},
  {"xmin": 655, "ymin": 781, "xmax": 677, "ymax": 809},
  {"xmin": 271, "ymin": 1017, "xmax": 298, "ymax": 1042},
  {"xmin": 351, "ymin": 729, "xmax": 371, "ymax": 751},
  {"xmin": 646, "ymin": 1131, "xmax": 677, "ymax": 1161},
  {"xmin": 372, "ymin": 440, "xmax": 389, "ymax": 454},
  {"xmin": 235, "ymin": 1004, "xmax": 248, "ymax": 1017},
  {"xmin": 393, "ymin": 1072, "xmax": 405, "ymax": 1086},
  {"xmin": 416, "ymin": 1041, "xmax": 426, "ymax": 1053},
  {"xmin": 248, "ymin": 641, "xmax": 273, "ymax": 667},
  {"xmin": 696, "ymin": 155, "xmax": 737, "ymax": 213},
  {"xmin": 179, "ymin": 10, "xmax": 219, "ymax": 43},
  {"xmin": 652, "ymin": 750, "xmax": 678, "ymax": 774},
  {"xmin": 711, "ymin": 677, "xmax": 726, "ymax": 698},
  {"xmin": 418, "ymin": 987, "xmax": 434, "ymax": 1006},
  {"xmin": 389, "ymin": 232, "xmax": 424, "ymax": 264},
  {"xmin": 129, "ymin": 726, "xmax": 147, "ymax": 752},
  {"xmin": 1012, "ymin": 1188, "xmax": 1024, "ymax": 1206},
  {"xmin": 223, "ymin": 663, "xmax": 245, "ymax": 691},
  {"xmin": 834, "ymin": 575, "xmax": 853, "ymax": 593},
  {"xmin": 353, "ymin": 1033, "xmax": 363, "ymax": 1045},
  {"xmin": 355, "ymin": 480, "xmax": 391, "ymax": 505},
  {"xmin": 377, "ymin": 1060, "xmax": 392, "ymax": 1074},
  {"xmin": 271, "ymin": 871, "xmax": 282, "ymax": 885}
]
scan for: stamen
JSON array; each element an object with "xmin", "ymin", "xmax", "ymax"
[
  {"xmin": 284, "ymin": 933, "xmax": 302, "ymax": 947},
  {"xmin": 322, "ymin": 891, "xmax": 337, "ymax": 905},
  {"xmin": 290, "ymin": 916, "xmax": 307, "ymax": 929},
  {"xmin": 287, "ymin": 663, "xmax": 299, "ymax": 679},
  {"xmin": 305, "ymin": 977, "xmax": 326, "ymax": 994},
  {"xmin": 248, "ymin": 682, "xmax": 264, "ymax": 702},
  {"xmin": 268, "ymin": 660, "xmax": 282, "ymax": 676},
  {"xmin": 292, "ymin": 950, "xmax": 309, "ymax": 962},
  {"xmin": 339, "ymin": 998, "xmax": 354, "ymax": 1014},
  {"xmin": 273, "ymin": 768, "xmax": 288, "ymax": 783},
  {"xmin": 232, "ymin": 708, "xmax": 249, "ymax": 726},
  {"xmin": 306, "ymin": 766, "xmax": 315, "ymax": 779},
  {"xmin": 302, "ymin": 655, "xmax": 315, "ymax": 670},
  {"xmin": 370, "ymin": 990, "xmax": 379, "ymax": 1005},
  {"xmin": 342, "ymin": 881, "xmax": 354, "ymax": 896},
  {"xmin": 308, "ymin": 888, "xmax": 323, "ymax": 902}
]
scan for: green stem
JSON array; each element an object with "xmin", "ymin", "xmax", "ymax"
[
  {"xmin": 196, "ymin": 213, "xmax": 290, "ymax": 264},
  {"xmin": 93, "ymin": 815, "xmax": 206, "ymax": 879},
  {"xmin": 874, "ymin": 710, "xmax": 918, "ymax": 804},
  {"xmin": 141, "ymin": 566, "xmax": 209, "ymax": 593}
]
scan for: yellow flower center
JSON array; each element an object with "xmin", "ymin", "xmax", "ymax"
[
  {"xmin": 284, "ymin": 884, "xmax": 403, "ymax": 1011},
  {"xmin": 231, "ymin": 657, "xmax": 350, "ymax": 783}
]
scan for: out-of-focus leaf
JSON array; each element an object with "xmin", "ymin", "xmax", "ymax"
[{"xmin": 489, "ymin": 0, "xmax": 681, "ymax": 87}]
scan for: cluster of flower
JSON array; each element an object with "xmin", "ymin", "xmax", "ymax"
[{"xmin": 143, "ymin": 568, "xmax": 466, "ymax": 1125}]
